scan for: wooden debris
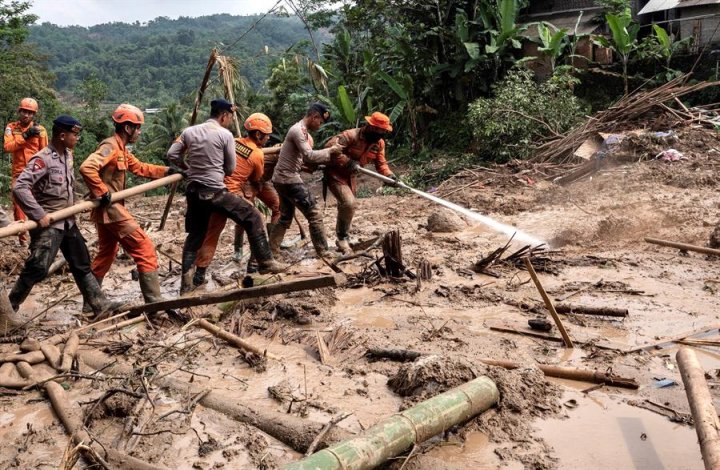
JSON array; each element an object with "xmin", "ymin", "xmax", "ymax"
[
  {"xmin": 677, "ymin": 348, "xmax": 720, "ymax": 469},
  {"xmin": 316, "ymin": 330, "xmax": 331, "ymax": 365},
  {"xmin": 624, "ymin": 324, "xmax": 720, "ymax": 354},
  {"xmin": 304, "ymin": 411, "xmax": 353, "ymax": 456},
  {"xmin": 365, "ymin": 348, "xmax": 423, "ymax": 362},
  {"xmin": 418, "ymin": 259, "xmax": 433, "ymax": 281},
  {"xmin": 480, "ymin": 358, "xmax": 639, "ymax": 389},
  {"xmin": 196, "ymin": 318, "xmax": 282, "ymax": 361},
  {"xmin": 645, "ymin": 237, "xmax": 720, "ymax": 257},
  {"xmin": 556, "ymin": 304, "xmax": 629, "ymax": 318},
  {"xmin": 382, "ymin": 230, "xmax": 404, "ymax": 278},
  {"xmin": 524, "ymin": 257, "xmax": 573, "ymax": 348},
  {"xmin": 125, "ymin": 274, "xmax": 346, "ymax": 315}
]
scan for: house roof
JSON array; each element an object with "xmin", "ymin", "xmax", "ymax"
[
  {"xmin": 639, "ymin": 0, "xmax": 720, "ymax": 15},
  {"xmin": 522, "ymin": 12, "xmax": 601, "ymax": 38}
]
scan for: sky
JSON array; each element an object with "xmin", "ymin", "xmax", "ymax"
[{"xmin": 28, "ymin": 0, "xmax": 283, "ymax": 27}]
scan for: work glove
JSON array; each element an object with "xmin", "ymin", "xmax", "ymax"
[
  {"xmin": 347, "ymin": 160, "xmax": 360, "ymax": 173},
  {"xmin": 328, "ymin": 144, "xmax": 344, "ymax": 157},
  {"xmin": 98, "ymin": 191, "xmax": 112, "ymax": 208},
  {"xmin": 166, "ymin": 166, "xmax": 186, "ymax": 178},
  {"xmin": 384, "ymin": 174, "xmax": 400, "ymax": 187},
  {"xmin": 22, "ymin": 126, "xmax": 41, "ymax": 139}
]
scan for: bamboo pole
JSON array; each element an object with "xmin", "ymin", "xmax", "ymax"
[
  {"xmin": 123, "ymin": 274, "xmax": 345, "ymax": 315},
  {"xmin": 0, "ymin": 174, "xmax": 182, "ymax": 239},
  {"xmin": 479, "ymin": 358, "xmax": 639, "ymax": 389},
  {"xmin": 645, "ymin": 237, "xmax": 720, "ymax": 257},
  {"xmin": 286, "ymin": 376, "xmax": 499, "ymax": 470},
  {"xmin": 556, "ymin": 304, "xmax": 629, "ymax": 318},
  {"xmin": 195, "ymin": 318, "xmax": 281, "ymax": 361},
  {"xmin": 523, "ymin": 257, "xmax": 574, "ymax": 348},
  {"xmin": 159, "ymin": 48, "xmax": 218, "ymax": 231},
  {"xmin": 677, "ymin": 348, "xmax": 720, "ymax": 470}
]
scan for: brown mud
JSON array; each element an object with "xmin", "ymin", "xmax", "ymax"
[{"xmin": 1, "ymin": 126, "xmax": 720, "ymax": 468}]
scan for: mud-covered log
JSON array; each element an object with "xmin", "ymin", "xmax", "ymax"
[
  {"xmin": 645, "ymin": 237, "xmax": 720, "ymax": 257},
  {"xmin": 556, "ymin": 304, "xmax": 629, "ymax": 318},
  {"xmin": 480, "ymin": 358, "xmax": 639, "ymax": 389},
  {"xmin": 16, "ymin": 361, "xmax": 167, "ymax": 470},
  {"xmin": 79, "ymin": 349, "xmax": 351, "ymax": 453},
  {"xmin": 196, "ymin": 318, "xmax": 281, "ymax": 361},
  {"xmin": 124, "ymin": 274, "xmax": 346, "ymax": 315},
  {"xmin": 677, "ymin": 348, "xmax": 720, "ymax": 470},
  {"xmin": 364, "ymin": 348, "xmax": 423, "ymax": 362}
]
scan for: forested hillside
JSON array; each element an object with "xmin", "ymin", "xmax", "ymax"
[{"xmin": 29, "ymin": 14, "xmax": 326, "ymax": 105}]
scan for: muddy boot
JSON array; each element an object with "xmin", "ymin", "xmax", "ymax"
[
  {"xmin": 309, "ymin": 223, "xmax": 330, "ymax": 258},
  {"xmin": 139, "ymin": 271, "xmax": 165, "ymax": 304},
  {"xmin": 77, "ymin": 273, "xmax": 123, "ymax": 319},
  {"xmin": 246, "ymin": 257, "xmax": 259, "ymax": 274},
  {"xmin": 268, "ymin": 224, "xmax": 288, "ymax": 257},
  {"xmin": 193, "ymin": 267, "xmax": 207, "ymax": 287},
  {"xmin": 248, "ymin": 233, "xmax": 286, "ymax": 274},
  {"xmin": 180, "ymin": 251, "xmax": 197, "ymax": 295},
  {"xmin": 0, "ymin": 284, "xmax": 24, "ymax": 335},
  {"xmin": 82, "ymin": 276, "xmax": 103, "ymax": 313},
  {"xmin": 336, "ymin": 238, "xmax": 353, "ymax": 255},
  {"xmin": 233, "ymin": 228, "xmax": 244, "ymax": 262}
]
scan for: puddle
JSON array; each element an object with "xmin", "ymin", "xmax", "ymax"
[
  {"xmin": 426, "ymin": 431, "xmax": 523, "ymax": 469},
  {"xmin": 537, "ymin": 391, "xmax": 703, "ymax": 469}
]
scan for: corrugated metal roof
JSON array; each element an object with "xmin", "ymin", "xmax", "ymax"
[{"xmin": 639, "ymin": 0, "xmax": 720, "ymax": 15}]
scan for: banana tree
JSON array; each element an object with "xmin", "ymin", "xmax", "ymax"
[
  {"xmin": 593, "ymin": 13, "xmax": 639, "ymax": 95},
  {"xmin": 536, "ymin": 22, "xmax": 568, "ymax": 73},
  {"xmin": 377, "ymin": 69, "xmax": 419, "ymax": 150}
]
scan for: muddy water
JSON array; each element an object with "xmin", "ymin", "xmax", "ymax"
[
  {"xmin": 537, "ymin": 391, "xmax": 703, "ymax": 469},
  {"xmin": 427, "ymin": 431, "xmax": 523, "ymax": 469}
]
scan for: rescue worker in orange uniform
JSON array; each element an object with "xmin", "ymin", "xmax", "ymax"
[
  {"xmin": 79, "ymin": 104, "xmax": 177, "ymax": 305},
  {"xmin": 193, "ymin": 113, "xmax": 276, "ymax": 285},
  {"xmin": 3, "ymin": 98, "xmax": 48, "ymax": 242},
  {"xmin": 324, "ymin": 112, "xmax": 398, "ymax": 254}
]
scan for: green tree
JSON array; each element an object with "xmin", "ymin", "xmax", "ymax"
[{"xmin": 594, "ymin": 12, "xmax": 639, "ymax": 94}]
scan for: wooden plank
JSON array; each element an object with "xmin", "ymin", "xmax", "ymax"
[{"xmin": 524, "ymin": 258, "xmax": 574, "ymax": 348}]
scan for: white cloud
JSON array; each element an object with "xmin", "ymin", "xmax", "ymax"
[{"xmin": 29, "ymin": 0, "xmax": 282, "ymax": 27}]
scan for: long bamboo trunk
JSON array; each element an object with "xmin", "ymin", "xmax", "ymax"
[{"xmin": 285, "ymin": 376, "xmax": 499, "ymax": 470}]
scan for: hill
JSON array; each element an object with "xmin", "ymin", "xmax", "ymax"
[{"xmin": 28, "ymin": 14, "xmax": 325, "ymax": 106}]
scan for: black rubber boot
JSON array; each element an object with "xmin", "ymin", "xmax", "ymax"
[
  {"xmin": 139, "ymin": 271, "xmax": 165, "ymax": 303},
  {"xmin": 8, "ymin": 277, "xmax": 34, "ymax": 312},
  {"xmin": 82, "ymin": 276, "xmax": 103, "ymax": 313},
  {"xmin": 248, "ymin": 233, "xmax": 286, "ymax": 274},
  {"xmin": 180, "ymin": 250, "xmax": 198, "ymax": 295},
  {"xmin": 233, "ymin": 227, "xmax": 244, "ymax": 262},
  {"xmin": 268, "ymin": 224, "xmax": 288, "ymax": 257},
  {"xmin": 76, "ymin": 273, "xmax": 123, "ymax": 318},
  {"xmin": 193, "ymin": 267, "xmax": 207, "ymax": 287}
]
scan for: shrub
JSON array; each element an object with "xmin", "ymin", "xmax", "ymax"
[{"xmin": 467, "ymin": 68, "xmax": 585, "ymax": 162}]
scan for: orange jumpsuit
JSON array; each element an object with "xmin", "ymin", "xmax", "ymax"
[
  {"xmin": 196, "ymin": 137, "xmax": 264, "ymax": 268},
  {"xmin": 79, "ymin": 135, "xmax": 168, "ymax": 277},
  {"xmin": 3, "ymin": 121, "xmax": 48, "ymax": 228},
  {"xmin": 324, "ymin": 128, "xmax": 392, "ymax": 241}
]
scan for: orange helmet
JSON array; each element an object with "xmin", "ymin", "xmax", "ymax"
[
  {"xmin": 244, "ymin": 113, "xmax": 273, "ymax": 134},
  {"xmin": 18, "ymin": 98, "xmax": 38, "ymax": 113},
  {"xmin": 365, "ymin": 112, "xmax": 393, "ymax": 132},
  {"xmin": 112, "ymin": 104, "xmax": 144, "ymax": 125}
]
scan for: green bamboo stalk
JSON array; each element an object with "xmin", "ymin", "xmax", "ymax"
[{"xmin": 285, "ymin": 376, "xmax": 499, "ymax": 470}]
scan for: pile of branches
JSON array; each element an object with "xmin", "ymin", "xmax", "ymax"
[{"xmin": 531, "ymin": 75, "xmax": 720, "ymax": 165}]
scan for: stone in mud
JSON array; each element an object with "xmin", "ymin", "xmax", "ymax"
[
  {"xmin": 427, "ymin": 210, "xmax": 467, "ymax": 233},
  {"xmin": 387, "ymin": 355, "xmax": 475, "ymax": 397}
]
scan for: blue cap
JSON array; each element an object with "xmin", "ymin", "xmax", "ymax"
[
  {"xmin": 53, "ymin": 115, "xmax": 82, "ymax": 132},
  {"xmin": 210, "ymin": 99, "xmax": 236, "ymax": 113}
]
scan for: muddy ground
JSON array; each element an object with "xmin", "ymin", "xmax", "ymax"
[{"xmin": 1, "ymin": 125, "xmax": 720, "ymax": 469}]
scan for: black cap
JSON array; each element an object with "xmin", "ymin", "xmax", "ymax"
[
  {"xmin": 308, "ymin": 102, "xmax": 330, "ymax": 122},
  {"xmin": 53, "ymin": 115, "xmax": 82, "ymax": 132},
  {"xmin": 210, "ymin": 98, "xmax": 236, "ymax": 113}
]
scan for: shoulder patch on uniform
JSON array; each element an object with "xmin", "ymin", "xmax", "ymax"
[
  {"xmin": 32, "ymin": 158, "xmax": 46, "ymax": 172},
  {"xmin": 98, "ymin": 143, "xmax": 114, "ymax": 158},
  {"xmin": 235, "ymin": 141, "xmax": 253, "ymax": 159}
]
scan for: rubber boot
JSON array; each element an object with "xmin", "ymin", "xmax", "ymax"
[
  {"xmin": 76, "ymin": 273, "xmax": 123, "ymax": 318},
  {"xmin": 268, "ymin": 224, "xmax": 288, "ymax": 257},
  {"xmin": 233, "ymin": 226, "xmax": 244, "ymax": 262},
  {"xmin": 0, "ymin": 284, "xmax": 24, "ymax": 335},
  {"xmin": 248, "ymin": 233, "xmax": 286, "ymax": 274},
  {"xmin": 336, "ymin": 238, "xmax": 353, "ymax": 255},
  {"xmin": 309, "ymin": 223, "xmax": 330, "ymax": 258},
  {"xmin": 139, "ymin": 271, "xmax": 165, "ymax": 304},
  {"xmin": 193, "ymin": 267, "xmax": 207, "ymax": 287},
  {"xmin": 180, "ymin": 250, "xmax": 197, "ymax": 295},
  {"xmin": 82, "ymin": 276, "xmax": 103, "ymax": 313},
  {"xmin": 8, "ymin": 277, "xmax": 34, "ymax": 313}
]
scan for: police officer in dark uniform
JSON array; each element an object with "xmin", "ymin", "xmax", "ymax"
[{"xmin": 9, "ymin": 115, "xmax": 120, "ymax": 316}]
